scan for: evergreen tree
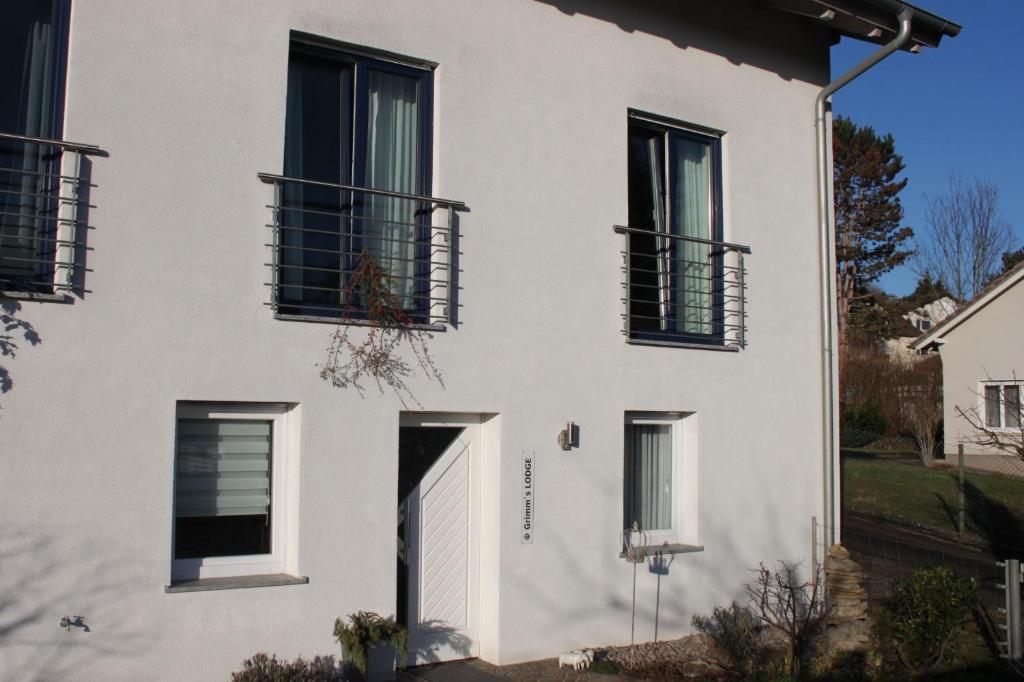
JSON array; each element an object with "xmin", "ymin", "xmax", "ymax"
[
  {"xmin": 833, "ymin": 117, "xmax": 913, "ymax": 376},
  {"xmin": 1000, "ymin": 248, "xmax": 1024, "ymax": 274}
]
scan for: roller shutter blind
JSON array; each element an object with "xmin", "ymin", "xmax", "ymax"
[{"xmin": 175, "ymin": 419, "xmax": 272, "ymax": 518}]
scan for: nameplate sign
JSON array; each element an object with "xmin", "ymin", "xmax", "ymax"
[{"xmin": 521, "ymin": 452, "xmax": 536, "ymax": 544}]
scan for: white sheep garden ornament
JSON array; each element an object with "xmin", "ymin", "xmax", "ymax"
[{"xmin": 558, "ymin": 649, "xmax": 593, "ymax": 670}]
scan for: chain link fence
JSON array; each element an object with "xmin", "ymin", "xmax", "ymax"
[
  {"xmin": 841, "ymin": 427, "xmax": 1024, "ymax": 557},
  {"xmin": 836, "ymin": 426, "xmax": 1024, "ymax": 674}
]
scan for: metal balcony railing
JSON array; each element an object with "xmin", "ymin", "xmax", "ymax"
[
  {"xmin": 614, "ymin": 225, "xmax": 750, "ymax": 349},
  {"xmin": 0, "ymin": 131, "xmax": 101, "ymax": 297},
  {"xmin": 259, "ymin": 173, "xmax": 466, "ymax": 326}
]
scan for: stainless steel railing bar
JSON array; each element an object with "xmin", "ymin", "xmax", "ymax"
[
  {"xmin": 259, "ymin": 172, "xmax": 466, "ymax": 210},
  {"xmin": 613, "ymin": 225, "xmax": 751, "ymax": 254},
  {"xmin": 0, "ymin": 131, "xmax": 102, "ymax": 155},
  {"xmin": 270, "ymin": 222, "xmax": 452, "ymax": 242}
]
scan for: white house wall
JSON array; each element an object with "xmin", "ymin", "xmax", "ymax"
[
  {"xmin": 0, "ymin": 0, "xmax": 831, "ymax": 678},
  {"xmin": 938, "ymin": 282, "xmax": 1024, "ymax": 462}
]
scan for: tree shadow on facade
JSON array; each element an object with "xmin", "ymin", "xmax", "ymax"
[
  {"xmin": 0, "ymin": 529, "xmax": 151, "ymax": 680},
  {"xmin": 0, "ymin": 300, "xmax": 41, "ymax": 399}
]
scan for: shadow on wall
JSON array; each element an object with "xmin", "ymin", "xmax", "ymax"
[
  {"xmin": 963, "ymin": 479, "xmax": 1024, "ymax": 559},
  {"xmin": 410, "ymin": 622, "xmax": 473, "ymax": 664},
  {"xmin": 0, "ymin": 300, "xmax": 42, "ymax": 400},
  {"xmin": 0, "ymin": 529, "xmax": 152, "ymax": 680},
  {"xmin": 530, "ymin": 0, "xmax": 830, "ymax": 84}
]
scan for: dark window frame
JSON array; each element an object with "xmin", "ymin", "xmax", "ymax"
[
  {"xmin": 626, "ymin": 111, "xmax": 725, "ymax": 346},
  {"xmin": 277, "ymin": 39, "xmax": 434, "ymax": 322},
  {"xmin": 0, "ymin": 0, "xmax": 72, "ymax": 295}
]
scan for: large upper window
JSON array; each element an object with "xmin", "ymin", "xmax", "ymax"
[
  {"xmin": 983, "ymin": 382, "xmax": 1022, "ymax": 431},
  {"xmin": 277, "ymin": 41, "xmax": 433, "ymax": 320},
  {"xmin": 626, "ymin": 114, "xmax": 726, "ymax": 345},
  {"xmin": 0, "ymin": 1, "xmax": 71, "ymax": 293}
]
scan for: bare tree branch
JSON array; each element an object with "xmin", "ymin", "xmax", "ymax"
[{"xmin": 916, "ymin": 175, "xmax": 1015, "ymax": 303}]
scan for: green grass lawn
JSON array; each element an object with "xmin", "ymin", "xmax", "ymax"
[{"xmin": 842, "ymin": 454, "xmax": 1024, "ymax": 548}]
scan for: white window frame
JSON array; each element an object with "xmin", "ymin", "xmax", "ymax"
[
  {"xmin": 623, "ymin": 412, "xmax": 698, "ymax": 547},
  {"xmin": 979, "ymin": 381, "xmax": 1023, "ymax": 432},
  {"xmin": 171, "ymin": 403, "xmax": 296, "ymax": 581}
]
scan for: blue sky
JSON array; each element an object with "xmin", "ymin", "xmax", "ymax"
[{"xmin": 830, "ymin": 0, "xmax": 1023, "ymax": 296}]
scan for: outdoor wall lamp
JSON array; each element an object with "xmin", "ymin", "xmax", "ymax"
[{"xmin": 557, "ymin": 421, "xmax": 579, "ymax": 451}]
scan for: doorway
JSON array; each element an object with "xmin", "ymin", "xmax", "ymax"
[{"xmin": 398, "ymin": 414, "xmax": 481, "ymax": 664}]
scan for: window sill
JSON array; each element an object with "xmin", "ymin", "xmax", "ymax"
[
  {"xmin": 626, "ymin": 338, "xmax": 739, "ymax": 352},
  {"xmin": 274, "ymin": 313, "xmax": 447, "ymax": 332},
  {"xmin": 165, "ymin": 573, "xmax": 309, "ymax": 593},
  {"xmin": 1, "ymin": 290, "xmax": 70, "ymax": 303},
  {"xmin": 619, "ymin": 543, "xmax": 704, "ymax": 560}
]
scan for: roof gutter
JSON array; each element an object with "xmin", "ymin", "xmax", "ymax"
[{"xmin": 815, "ymin": 6, "xmax": 913, "ymax": 549}]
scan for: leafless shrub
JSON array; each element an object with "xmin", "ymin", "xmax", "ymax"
[{"xmin": 745, "ymin": 561, "xmax": 830, "ymax": 678}]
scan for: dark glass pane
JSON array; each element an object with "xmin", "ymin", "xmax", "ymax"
[
  {"xmin": 985, "ymin": 386, "xmax": 1002, "ymax": 428},
  {"xmin": 174, "ymin": 515, "xmax": 271, "ymax": 559},
  {"xmin": 278, "ymin": 53, "xmax": 350, "ymax": 316},
  {"xmin": 627, "ymin": 125, "xmax": 664, "ymax": 334},
  {"xmin": 0, "ymin": 0, "xmax": 69, "ymax": 292},
  {"xmin": 1005, "ymin": 385, "xmax": 1020, "ymax": 429}
]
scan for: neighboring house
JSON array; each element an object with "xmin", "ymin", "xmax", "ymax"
[
  {"xmin": 913, "ymin": 263, "xmax": 1024, "ymax": 472},
  {"xmin": 884, "ymin": 295, "xmax": 957, "ymax": 361},
  {"xmin": 0, "ymin": 1, "xmax": 957, "ymax": 679}
]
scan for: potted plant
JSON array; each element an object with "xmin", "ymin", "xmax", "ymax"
[{"xmin": 334, "ymin": 611, "xmax": 408, "ymax": 681}]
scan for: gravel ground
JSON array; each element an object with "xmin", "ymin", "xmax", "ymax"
[{"xmin": 398, "ymin": 635, "xmax": 726, "ymax": 682}]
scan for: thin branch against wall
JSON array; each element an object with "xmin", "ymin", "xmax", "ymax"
[
  {"xmin": 318, "ymin": 249, "xmax": 443, "ymax": 407},
  {"xmin": 954, "ymin": 370, "xmax": 1024, "ymax": 460}
]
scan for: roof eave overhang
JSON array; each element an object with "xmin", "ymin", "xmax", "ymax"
[
  {"xmin": 911, "ymin": 265, "xmax": 1024, "ymax": 350},
  {"xmin": 763, "ymin": 0, "xmax": 961, "ymax": 51}
]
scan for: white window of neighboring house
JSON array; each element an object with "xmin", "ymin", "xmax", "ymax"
[
  {"xmin": 623, "ymin": 412, "xmax": 698, "ymax": 547},
  {"xmin": 917, "ymin": 319, "xmax": 932, "ymax": 331},
  {"xmin": 982, "ymin": 383, "xmax": 1022, "ymax": 430},
  {"xmin": 172, "ymin": 403, "xmax": 297, "ymax": 581}
]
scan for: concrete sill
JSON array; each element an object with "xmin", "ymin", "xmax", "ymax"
[
  {"xmin": 1, "ymin": 290, "xmax": 71, "ymax": 303},
  {"xmin": 274, "ymin": 313, "xmax": 447, "ymax": 332},
  {"xmin": 165, "ymin": 574, "xmax": 309, "ymax": 593},
  {"xmin": 619, "ymin": 543, "xmax": 704, "ymax": 560},
  {"xmin": 626, "ymin": 338, "xmax": 740, "ymax": 352}
]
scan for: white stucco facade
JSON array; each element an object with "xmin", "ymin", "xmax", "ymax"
[{"xmin": 1, "ymin": 1, "xmax": 834, "ymax": 679}]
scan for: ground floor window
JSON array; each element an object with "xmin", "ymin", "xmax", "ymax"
[
  {"xmin": 623, "ymin": 411, "xmax": 698, "ymax": 548},
  {"xmin": 172, "ymin": 403, "xmax": 294, "ymax": 581}
]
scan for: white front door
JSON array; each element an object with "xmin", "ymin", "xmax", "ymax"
[{"xmin": 403, "ymin": 417, "xmax": 480, "ymax": 664}]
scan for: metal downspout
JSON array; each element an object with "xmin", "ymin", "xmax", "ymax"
[{"xmin": 816, "ymin": 7, "xmax": 914, "ymax": 548}]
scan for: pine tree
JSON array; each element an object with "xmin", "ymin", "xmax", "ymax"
[{"xmin": 833, "ymin": 117, "xmax": 913, "ymax": 378}]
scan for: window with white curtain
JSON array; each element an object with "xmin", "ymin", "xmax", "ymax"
[
  {"xmin": 172, "ymin": 403, "xmax": 295, "ymax": 581},
  {"xmin": 623, "ymin": 412, "xmax": 695, "ymax": 546},
  {"xmin": 0, "ymin": 1, "xmax": 70, "ymax": 293},
  {"xmin": 277, "ymin": 39, "xmax": 433, "ymax": 320},
  {"xmin": 627, "ymin": 113, "xmax": 723, "ymax": 344},
  {"xmin": 982, "ymin": 382, "xmax": 1023, "ymax": 430}
]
